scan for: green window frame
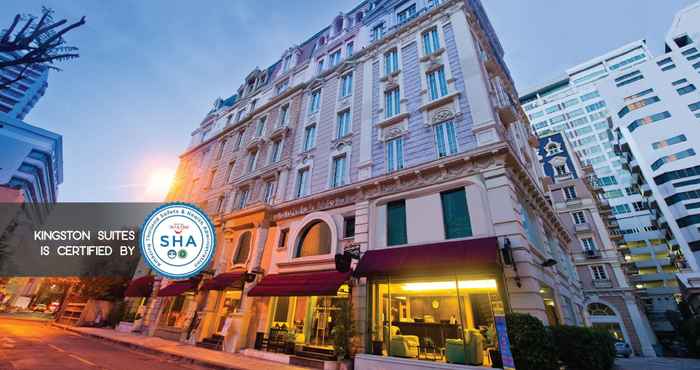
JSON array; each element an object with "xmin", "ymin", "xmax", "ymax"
[
  {"xmin": 440, "ymin": 188, "xmax": 472, "ymax": 239},
  {"xmin": 387, "ymin": 200, "xmax": 407, "ymax": 246}
]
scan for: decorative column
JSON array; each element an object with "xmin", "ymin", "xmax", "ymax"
[{"xmin": 144, "ymin": 277, "xmax": 163, "ymax": 337}]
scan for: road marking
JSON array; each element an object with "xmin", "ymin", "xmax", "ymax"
[
  {"xmin": 48, "ymin": 344, "xmax": 65, "ymax": 352},
  {"xmin": 68, "ymin": 354, "xmax": 97, "ymax": 367}
]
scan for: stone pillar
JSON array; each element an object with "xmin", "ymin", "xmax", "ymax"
[
  {"xmin": 623, "ymin": 292, "xmax": 658, "ymax": 357},
  {"xmin": 144, "ymin": 277, "xmax": 163, "ymax": 337},
  {"xmin": 483, "ymin": 165, "xmax": 548, "ymax": 323},
  {"xmin": 353, "ymin": 201, "xmax": 370, "ymax": 352},
  {"xmin": 223, "ymin": 221, "xmax": 269, "ymax": 353}
]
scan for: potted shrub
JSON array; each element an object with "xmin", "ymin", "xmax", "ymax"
[
  {"xmin": 550, "ymin": 325, "xmax": 616, "ymax": 370},
  {"xmin": 116, "ymin": 311, "xmax": 137, "ymax": 332},
  {"xmin": 332, "ymin": 300, "xmax": 355, "ymax": 370},
  {"xmin": 505, "ymin": 313, "xmax": 558, "ymax": 370}
]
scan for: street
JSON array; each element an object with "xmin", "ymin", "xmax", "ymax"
[
  {"xmin": 616, "ymin": 356, "xmax": 700, "ymax": 370},
  {"xmin": 0, "ymin": 317, "xmax": 214, "ymax": 370}
]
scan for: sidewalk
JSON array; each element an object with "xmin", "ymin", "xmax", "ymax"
[{"xmin": 51, "ymin": 323, "xmax": 310, "ymax": 370}]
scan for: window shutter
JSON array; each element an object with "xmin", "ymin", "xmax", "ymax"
[
  {"xmin": 387, "ymin": 200, "xmax": 407, "ymax": 245},
  {"xmin": 441, "ymin": 188, "xmax": 472, "ymax": 239}
]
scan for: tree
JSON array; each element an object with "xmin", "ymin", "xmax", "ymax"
[{"xmin": 0, "ymin": 7, "xmax": 85, "ymax": 90}]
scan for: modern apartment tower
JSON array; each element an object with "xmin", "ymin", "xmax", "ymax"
[
  {"xmin": 0, "ymin": 55, "xmax": 49, "ymax": 120},
  {"xmin": 538, "ymin": 131, "xmax": 657, "ymax": 356},
  {"xmin": 519, "ymin": 42, "xmax": 679, "ymax": 338},
  {"xmin": 597, "ymin": 2, "xmax": 700, "ymax": 313},
  {"xmin": 128, "ymin": 0, "xmax": 590, "ymax": 368}
]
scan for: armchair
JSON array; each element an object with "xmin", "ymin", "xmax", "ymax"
[
  {"xmin": 386, "ymin": 325, "xmax": 419, "ymax": 358},
  {"xmin": 445, "ymin": 329, "xmax": 484, "ymax": 365}
]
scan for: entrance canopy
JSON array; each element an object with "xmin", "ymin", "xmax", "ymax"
[
  {"xmin": 124, "ymin": 275, "xmax": 154, "ymax": 297},
  {"xmin": 158, "ymin": 280, "xmax": 196, "ymax": 297},
  {"xmin": 201, "ymin": 271, "xmax": 245, "ymax": 291},
  {"xmin": 354, "ymin": 236, "xmax": 500, "ymax": 277},
  {"xmin": 247, "ymin": 270, "xmax": 351, "ymax": 297}
]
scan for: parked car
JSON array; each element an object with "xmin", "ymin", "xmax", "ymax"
[
  {"xmin": 615, "ymin": 341, "xmax": 632, "ymax": 358},
  {"xmin": 32, "ymin": 303, "xmax": 47, "ymax": 312}
]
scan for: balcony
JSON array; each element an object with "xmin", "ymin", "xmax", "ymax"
[
  {"xmin": 584, "ymin": 249, "xmax": 601, "ymax": 259},
  {"xmin": 592, "ymin": 279, "xmax": 613, "ymax": 289},
  {"xmin": 633, "ymin": 259, "xmax": 659, "ymax": 269},
  {"xmin": 630, "ymin": 272, "xmax": 676, "ymax": 283},
  {"xmin": 574, "ymin": 222, "xmax": 592, "ymax": 233}
]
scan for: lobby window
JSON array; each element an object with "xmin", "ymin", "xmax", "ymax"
[
  {"xmin": 329, "ymin": 49, "xmax": 341, "ymax": 67},
  {"xmin": 295, "ymin": 167, "xmax": 310, "ymax": 198},
  {"xmin": 303, "ymin": 125, "xmax": 316, "ymax": 151},
  {"xmin": 422, "ymin": 27, "xmax": 440, "ymax": 55},
  {"xmin": 441, "ymin": 188, "xmax": 472, "ymax": 239},
  {"xmin": 387, "ymin": 200, "xmax": 407, "ymax": 246},
  {"xmin": 564, "ymin": 186, "xmax": 577, "ymax": 200},
  {"xmin": 427, "ymin": 67, "xmax": 448, "ymax": 100},
  {"xmin": 385, "ymin": 88, "xmax": 400, "ymax": 118},
  {"xmin": 340, "ymin": 72, "xmax": 353, "ymax": 98},
  {"xmin": 434, "ymin": 121, "xmax": 458, "ymax": 158},
  {"xmin": 263, "ymin": 181, "xmax": 276, "ymax": 203},
  {"xmin": 269, "ymin": 139, "xmax": 282, "ymax": 163},
  {"xmin": 309, "ymin": 89, "xmax": 321, "ymax": 113},
  {"xmin": 651, "ymin": 149, "xmax": 696, "ymax": 171},
  {"xmin": 296, "ymin": 220, "xmax": 332, "ymax": 257},
  {"xmin": 247, "ymin": 150, "xmax": 258, "ymax": 172},
  {"xmin": 255, "ymin": 117, "xmax": 266, "ymax": 137},
  {"xmin": 343, "ymin": 216, "xmax": 355, "ymax": 238},
  {"xmin": 591, "ymin": 265, "xmax": 608, "ymax": 280},
  {"xmin": 237, "ymin": 188, "xmax": 250, "ymax": 209},
  {"xmin": 572, "ymin": 211, "xmax": 586, "ymax": 225},
  {"xmin": 279, "ymin": 104, "xmax": 289, "ymax": 127},
  {"xmin": 336, "ymin": 109, "xmax": 351, "ymax": 139},
  {"xmin": 225, "ymin": 161, "xmax": 236, "ymax": 183},
  {"xmin": 386, "ymin": 137, "xmax": 404, "ymax": 172},
  {"xmin": 233, "ymin": 231, "xmax": 251, "ymax": 264},
  {"xmin": 384, "ymin": 49, "xmax": 399, "ymax": 75},
  {"xmin": 216, "ymin": 139, "xmax": 227, "ymax": 160},
  {"xmin": 331, "ymin": 154, "xmax": 347, "ymax": 188}
]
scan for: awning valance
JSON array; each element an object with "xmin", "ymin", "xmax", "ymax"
[
  {"xmin": 158, "ymin": 280, "xmax": 196, "ymax": 297},
  {"xmin": 201, "ymin": 271, "xmax": 245, "ymax": 291},
  {"xmin": 124, "ymin": 275, "xmax": 154, "ymax": 297},
  {"xmin": 247, "ymin": 270, "xmax": 351, "ymax": 297},
  {"xmin": 354, "ymin": 236, "xmax": 500, "ymax": 277}
]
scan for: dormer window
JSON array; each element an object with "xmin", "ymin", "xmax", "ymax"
[
  {"xmin": 555, "ymin": 164, "xmax": 568, "ymax": 176},
  {"xmin": 282, "ymin": 54, "xmax": 293, "ymax": 72},
  {"xmin": 397, "ymin": 4, "xmax": 416, "ymax": 24}
]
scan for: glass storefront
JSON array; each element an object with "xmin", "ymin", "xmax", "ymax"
[
  {"xmin": 158, "ymin": 294, "xmax": 195, "ymax": 329},
  {"xmin": 215, "ymin": 290, "xmax": 242, "ymax": 333},
  {"xmin": 369, "ymin": 276, "xmax": 502, "ymax": 366},
  {"xmin": 268, "ymin": 285, "xmax": 350, "ymax": 350}
]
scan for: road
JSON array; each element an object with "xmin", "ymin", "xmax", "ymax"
[
  {"xmin": 0, "ymin": 317, "xmax": 214, "ymax": 370},
  {"xmin": 616, "ymin": 356, "xmax": 700, "ymax": 370}
]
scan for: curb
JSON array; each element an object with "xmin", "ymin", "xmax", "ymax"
[{"xmin": 50, "ymin": 323, "xmax": 247, "ymax": 370}]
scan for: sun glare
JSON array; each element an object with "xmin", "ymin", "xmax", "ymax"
[{"xmin": 145, "ymin": 168, "xmax": 175, "ymax": 198}]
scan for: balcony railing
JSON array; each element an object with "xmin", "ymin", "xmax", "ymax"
[
  {"xmin": 584, "ymin": 249, "xmax": 601, "ymax": 259},
  {"xmin": 592, "ymin": 279, "xmax": 613, "ymax": 289}
]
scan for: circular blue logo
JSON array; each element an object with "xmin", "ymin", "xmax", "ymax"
[{"xmin": 140, "ymin": 202, "xmax": 216, "ymax": 279}]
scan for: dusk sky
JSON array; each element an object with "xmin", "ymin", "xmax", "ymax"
[{"xmin": 3, "ymin": 0, "xmax": 695, "ymax": 202}]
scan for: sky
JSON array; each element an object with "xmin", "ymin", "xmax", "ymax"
[{"xmin": 2, "ymin": 0, "xmax": 696, "ymax": 202}]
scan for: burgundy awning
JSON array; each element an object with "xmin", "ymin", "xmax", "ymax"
[
  {"xmin": 201, "ymin": 271, "xmax": 245, "ymax": 291},
  {"xmin": 247, "ymin": 270, "xmax": 351, "ymax": 297},
  {"xmin": 158, "ymin": 280, "xmax": 196, "ymax": 297},
  {"xmin": 124, "ymin": 275, "xmax": 154, "ymax": 297},
  {"xmin": 354, "ymin": 236, "xmax": 500, "ymax": 277}
]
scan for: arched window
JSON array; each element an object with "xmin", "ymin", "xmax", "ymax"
[
  {"xmin": 233, "ymin": 232, "xmax": 251, "ymax": 264},
  {"xmin": 296, "ymin": 221, "xmax": 332, "ymax": 257},
  {"xmin": 588, "ymin": 302, "xmax": 616, "ymax": 316}
]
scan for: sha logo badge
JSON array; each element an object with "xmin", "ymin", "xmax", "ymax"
[{"xmin": 140, "ymin": 203, "xmax": 216, "ymax": 279}]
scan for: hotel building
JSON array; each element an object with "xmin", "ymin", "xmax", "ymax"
[
  {"xmin": 597, "ymin": 3, "xmax": 700, "ymax": 316},
  {"xmin": 538, "ymin": 131, "xmax": 657, "ymax": 356},
  {"xmin": 130, "ymin": 0, "xmax": 589, "ymax": 368},
  {"xmin": 519, "ymin": 41, "xmax": 680, "ymax": 337}
]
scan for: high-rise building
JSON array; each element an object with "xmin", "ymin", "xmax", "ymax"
[
  {"xmin": 538, "ymin": 131, "xmax": 658, "ymax": 356},
  {"xmin": 597, "ymin": 2, "xmax": 700, "ymax": 314},
  {"xmin": 0, "ymin": 56, "xmax": 49, "ymax": 120},
  {"xmin": 520, "ymin": 41, "xmax": 679, "ymax": 336},
  {"xmin": 128, "ymin": 0, "xmax": 590, "ymax": 366}
]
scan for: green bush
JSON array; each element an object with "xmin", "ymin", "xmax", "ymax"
[
  {"xmin": 550, "ymin": 325, "xmax": 616, "ymax": 370},
  {"xmin": 680, "ymin": 316, "xmax": 700, "ymax": 357},
  {"xmin": 505, "ymin": 313, "xmax": 558, "ymax": 370}
]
